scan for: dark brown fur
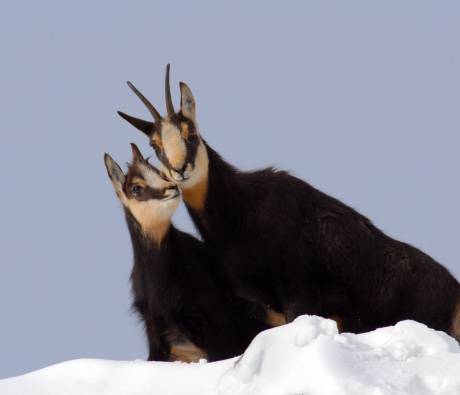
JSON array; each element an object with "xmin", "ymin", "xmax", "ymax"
[
  {"xmin": 126, "ymin": 209, "xmax": 243, "ymax": 361},
  {"xmin": 105, "ymin": 152, "xmax": 270, "ymax": 361},
  {"xmin": 186, "ymin": 143, "xmax": 460, "ymax": 336},
  {"xmin": 118, "ymin": 71, "xmax": 460, "ymax": 339}
]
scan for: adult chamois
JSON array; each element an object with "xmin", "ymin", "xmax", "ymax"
[
  {"xmin": 118, "ymin": 66, "xmax": 460, "ymax": 339},
  {"xmin": 104, "ymin": 144, "xmax": 269, "ymax": 362}
]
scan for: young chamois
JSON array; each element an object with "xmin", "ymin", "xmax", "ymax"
[
  {"xmin": 118, "ymin": 66, "xmax": 460, "ymax": 339},
  {"xmin": 104, "ymin": 144, "xmax": 267, "ymax": 362}
]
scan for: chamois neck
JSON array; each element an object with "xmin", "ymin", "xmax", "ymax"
[
  {"xmin": 203, "ymin": 141, "xmax": 241, "ymax": 194},
  {"xmin": 182, "ymin": 140, "xmax": 241, "ymax": 214},
  {"xmin": 184, "ymin": 141, "xmax": 245, "ymax": 243},
  {"xmin": 144, "ymin": 221, "xmax": 171, "ymax": 247},
  {"xmin": 181, "ymin": 140, "xmax": 210, "ymax": 213},
  {"xmin": 125, "ymin": 209, "xmax": 172, "ymax": 250}
]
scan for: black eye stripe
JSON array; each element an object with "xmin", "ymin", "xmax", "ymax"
[
  {"xmin": 134, "ymin": 186, "xmax": 169, "ymax": 201},
  {"xmin": 184, "ymin": 140, "xmax": 198, "ymax": 169}
]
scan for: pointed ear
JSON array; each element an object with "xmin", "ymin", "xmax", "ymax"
[
  {"xmin": 179, "ymin": 82, "xmax": 196, "ymax": 120},
  {"xmin": 117, "ymin": 111, "xmax": 155, "ymax": 136},
  {"xmin": 104, "ymin": 153, "xmax": 125, "ymax": 190},
  {"xmin": 130, "ymin": 143, "xmax": 145, "ymax": 162}
]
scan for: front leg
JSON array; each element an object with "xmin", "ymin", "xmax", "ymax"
[
  {"xmin": 145, "ymin": 318, "xmax": 170, "ymax": 361},
  {"xmin": 233, "ymin": 286, "xmax": 288, "ymax": 328},
  {"xmin": 283, "ymin": 286, "xmax": 322, "ymax": 323},
  {"xmin": 134, "ymin": 300, "xmax": 170, "ymax": 361}
]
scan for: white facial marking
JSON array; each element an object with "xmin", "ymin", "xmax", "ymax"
[
  {"xmin": 110, "ymin": 163, "xmax": 180, "ymax": 243},
  {"xmin": 128, "ymin": 197, "xmax": 180, "ymax": 235},
  {"xmin": 161, "ymin": 121, "xmax": 187, "ymax": 170}
]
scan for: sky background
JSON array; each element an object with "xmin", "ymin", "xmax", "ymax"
[{"xmin": 1, "ymin": 0, "xmax": 459, "ymax": 379}]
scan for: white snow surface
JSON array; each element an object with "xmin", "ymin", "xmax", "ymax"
[{"xmin": 2, "ymin": 316, "xmax": 460, "ymax": 395}]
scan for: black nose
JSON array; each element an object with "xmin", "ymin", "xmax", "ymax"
[{"xmin": 174, "ymin": 163, "xmax": 188, "ymax": 174}]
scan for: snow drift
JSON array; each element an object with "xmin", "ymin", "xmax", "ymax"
[{"xmin": 1, "ymin": 316, "xmax": 460, "ymax": 395}]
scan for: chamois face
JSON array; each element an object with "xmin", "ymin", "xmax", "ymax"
[
  {"xmin": 150, "ymin": 111, "xmax": 201, "ymax": 183},
  {"xmin": 104, "ymin": 144, "xmax": 180, "ymax": 240},
  {"xmin": 118, "ymin": 65, "xmax": 207, "ymax": 187}
]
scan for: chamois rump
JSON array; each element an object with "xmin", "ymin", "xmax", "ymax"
[
  {"xmin": 104, "ymin": 144, "xmax": 268, "ymax": 362},
  {"xmin": 118, "ymin": 66, "xmax": 460, "ymax": 339}
]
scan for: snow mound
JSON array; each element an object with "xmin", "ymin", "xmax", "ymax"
[
  {"xmin": 1, "ymin": 316, "xmax": 460, "ymax": 395},
  {"xmin": 219, "ymin": 316, "xmax": 460, "ymax": 395}
]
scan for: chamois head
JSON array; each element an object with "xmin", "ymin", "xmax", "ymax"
[
  {"xmin": 104, "ymin": 143, "xmax": 180, "ymax": 242},
  {"xmin": 118, "ymin": 65, "xmax": 207, "ymax": 185}
]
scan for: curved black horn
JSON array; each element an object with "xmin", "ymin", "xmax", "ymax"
[
  {"xmin": 130, "ymin": 142, "xmax": 145, "ymax": 162},
  {"xmin": 117, "ymin": 111, "xmax": 154, "ymax": 136},
  {"xmin": 165, "ymin": 64, "xmax": 175, "ymax": 116},
  {"xmin": 126, "ymin": 81, "xmax": 162, "ymax": 124}
]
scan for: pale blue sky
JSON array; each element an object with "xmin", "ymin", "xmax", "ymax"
[{"xmin": 1, "ymin": 1, "xmax": 459, "ymax": 378}]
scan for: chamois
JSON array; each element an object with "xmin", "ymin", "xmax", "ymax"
[
  {"xmin": 104, "ymin": 144, "xmax": 268, "ymax": 362},
  {"xmin": 118, "ymin": 66, "xmax": 460, "ymax": 339}
]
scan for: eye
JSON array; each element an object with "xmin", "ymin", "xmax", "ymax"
[{"xmin": 131, "ymin": 185, "xmax": 144, "ymax": 196}]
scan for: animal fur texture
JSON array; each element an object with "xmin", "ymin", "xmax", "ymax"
[
  {"xmin": 118, "ymin": 66, "xmax": 460, "ymax": 340},
  {"xmin": 104, "ymin": 147, "xmax": 269, "ymax": 362}
]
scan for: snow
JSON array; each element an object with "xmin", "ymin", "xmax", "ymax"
[{"xmin": 1, "ymin": 316, "xmax": 460, "ymax": 395}]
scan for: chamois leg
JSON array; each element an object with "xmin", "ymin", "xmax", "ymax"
[
  {"xmin": 234, "ymin": 288, "xmax": 288, "ymax": 328},
  {"xmin": 144, "ymin": 318, "xmax": 170, "ymax": 362},
  {"xmin": 337, "ymin": 314, "xmax": 377, "ymax": 334},
  {"xmin": 283, "ymin": 286, "xmax": 322, "ymax": 323},
  {"xmin": 318, "ymin": 284, "xmax": 376, "ymax": 333},
  {"xmin": 133, "ymin": 300, "xmax": 169, "ymax": 361}
]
